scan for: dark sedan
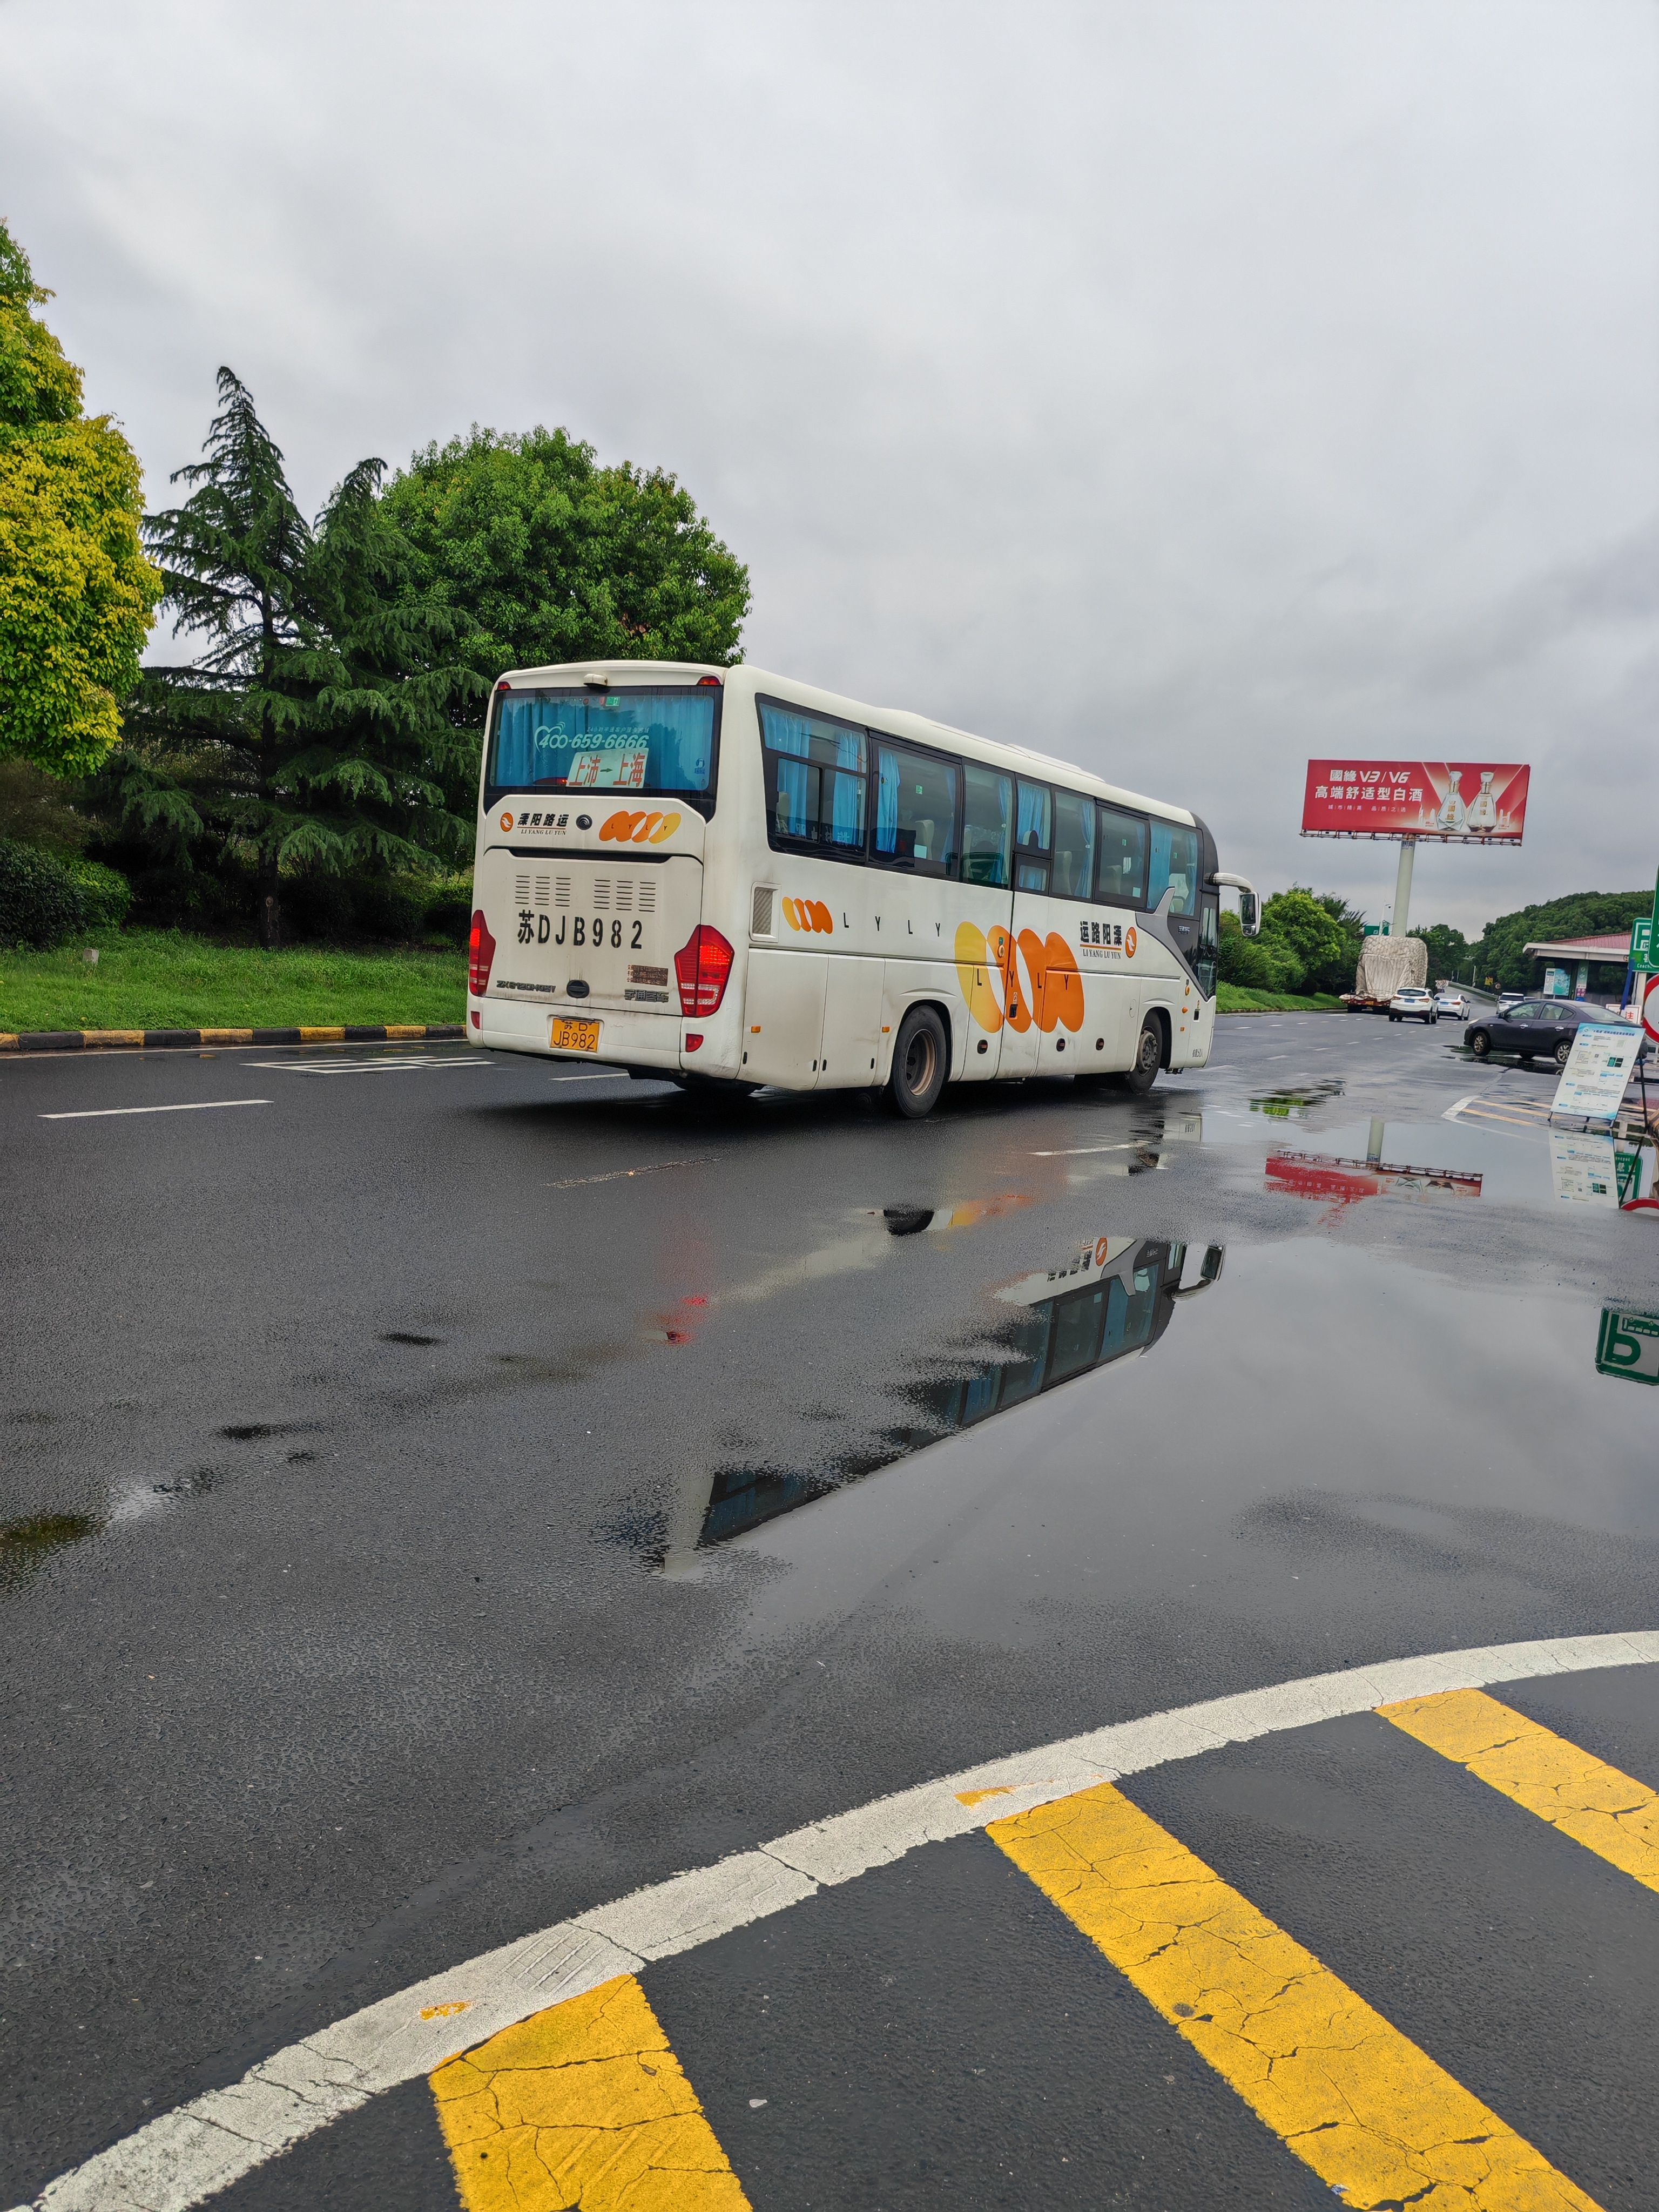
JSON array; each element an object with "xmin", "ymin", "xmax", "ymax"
[{"xmin": 1464, "ymin": 997, "xmax": 1629, "ymax": 1068}]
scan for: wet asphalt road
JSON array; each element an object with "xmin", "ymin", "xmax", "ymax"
[{"xmin": 5, "ymin": 1010, "xmax": 1659, "ymax": 2208}]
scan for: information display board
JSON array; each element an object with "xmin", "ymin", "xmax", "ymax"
[
  {"xmin": 1549, "ymin": 1130, "xmax": 1618, "ymax": 1206},
  {"xmin": 1300, "ymin": 760, "xmax": 1529, "ymax": 842},
  {"xmin": 1550, "ymin": 1023, "xmax": 1642, "ymax": 1121}
]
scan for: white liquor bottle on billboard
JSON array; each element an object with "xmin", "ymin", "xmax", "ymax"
[
  {"xmin": 1435, "ymin": 770, "xmax": 1466, "ymax": 834},
  {"xmin": 1465, "ymin": 770, "xmax": 1498, "ymax": 832}
]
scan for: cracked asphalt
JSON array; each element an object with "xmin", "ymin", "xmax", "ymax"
[{"xmin": 4, "ymin": 1010, "xmax": 1658, "ymax": 2207}]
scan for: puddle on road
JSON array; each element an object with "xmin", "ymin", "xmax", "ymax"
[
  {"xmin": 639, "ymin": 1233, "xmax": 1224, "ymax": 1571},
  {"xmin": 1249, "ymin": 1080, "xmax": 1346, "ymax": 1120},
  {"xmin": 1264, "ymin": 1112, "xmax": 1657, "ymax": 1213},
  {"xmin": 0, "ymin": 1509, "xmax": 105, "ymax": 1587}
]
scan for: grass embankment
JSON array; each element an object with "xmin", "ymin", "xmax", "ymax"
[
  {"xmin": 1216, "ymin": 984, "xmax": 1345, "ymax": 1015},
  {"xmin": 0, "ymin": 929, "xmax": 465, "ymax": 1034}
]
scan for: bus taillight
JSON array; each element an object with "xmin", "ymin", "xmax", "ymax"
[
  {"xmin": 675, "ymin": 926, "xmax": 734, "ymax": 1017},
  {"xmin": 468, "ymin": 909, "xmax": 497, "ymax": 997}
]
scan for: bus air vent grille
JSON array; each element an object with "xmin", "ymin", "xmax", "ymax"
[
  {"xmin": 555, "ymin": 877, "xmax": 571, "ymax": 907},
  {"xmin": 592, "ymin": 879, "xmax": 610, "ymax": 909},
  {"xmin": 638, "ymin": 880, "xmax": 657, "ymax": 914},
  {"xmin": 533, "ymin": 875, "xmax": 550, "ymax": 908},
  {"xmin": 615, "ymin": 880, "xmax": 634, "ymax": 912},
  {"xmin": 751, "ymin": 885, "xmax": 775, "ymax": 937},
  {"xmin": 514, "ymin": 874, "xmax": 530, "ymax": 904}
]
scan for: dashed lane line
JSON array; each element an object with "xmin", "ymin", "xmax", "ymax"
[
  {"xmin": 1381, "ymin": 1688, "xmax": 1659, "ymax": 1894},
  {"xmin": 431, "ymin": 1973, "xmax": 750, "ymax": 2212},
  {"xmin": 14, "ymin": 1630, "xmax": 1657, "ymax": 2212},
  {"xmin": 37, "ymin": 1100, "xmax": 271, "ymax": 1121},
  {"xmin": 991, "ymin": 1784, "xmax": 1600, "ymax": 2211}
]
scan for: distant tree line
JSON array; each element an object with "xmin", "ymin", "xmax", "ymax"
[{"xmin": 0, "ymin": 219, "xmax": 747, "ymax": 947}]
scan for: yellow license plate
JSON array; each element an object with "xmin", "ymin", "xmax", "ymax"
[{"xmin": 549, "ymin": 1016, "xmax": 601, "ymax": 1054}]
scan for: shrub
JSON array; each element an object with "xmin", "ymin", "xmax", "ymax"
[
  {"xmin": 61, "ymin": 856, "xmax": 131, "ymax": 928},
  {"xmin": 1218, "ymin": 913, "xmax": 1305, "ymax": 993},
  {"xmin": 0, "ymin": 838, "xmax": 86, "ymax": 948}
]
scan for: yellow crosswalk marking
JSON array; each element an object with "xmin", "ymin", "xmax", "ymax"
[
  {"xmin": 430, "ymin": 1972, "xmax": 751, "ymax": 2211},
  {"xmin": 990, "ymin": 1782, "xmax": 1602, "ymax": 2211},
  {"xmin": 1380, "ymin": 1688, "xmax": 1659, "ymax": 1894}
]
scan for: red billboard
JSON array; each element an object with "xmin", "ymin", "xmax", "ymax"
[{"xmin": 1301, "ymin": 760, "xmax": 1529, "ymax": 842}]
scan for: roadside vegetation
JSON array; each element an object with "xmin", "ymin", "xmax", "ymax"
[
  {"xmin": 1217, "ymin": 983, "xmax": 1344, "ymax": 1014},
  {"xmin": 0, "ymin": 929, "xmax": 462, "ymax": 1034},
  {"xmin": 0, "ymin": 215, "xmax": 747, "ymax": 1020}
]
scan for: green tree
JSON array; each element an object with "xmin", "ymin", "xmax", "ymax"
[
  {"xmin": 1409, "ymin": 921, "xmax": 1471, "ymax": 986},
  {"xmin": 0, "ymin": 222, "xmax": 161, "ymax": 774},
  {"xmin": 1217, "ymin": 909, "xmax": 1307, "ymax": 992},
  {"xmin": 1258, "ymin": 886, "xmax": 1358, "ymax": 995},
  {"xmin": 1468, "ymin": 890, "xmax": 1651, "ymax": 992},
  {"xmin": 380, "ymin": 426, "xmax": 749, "ymax": 719},
  {"xmin": 97, "ymin": 371, "xmax": 477, "ymax": 945}
]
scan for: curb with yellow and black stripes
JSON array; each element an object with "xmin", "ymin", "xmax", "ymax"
[{"xmin": 0, "ymin": 1022, "xmax": 465, "ymax": 1053}]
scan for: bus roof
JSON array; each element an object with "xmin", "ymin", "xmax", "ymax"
[{"xmin": 493, "ymin": 659, "xmax": 1197, "ymax": 828}]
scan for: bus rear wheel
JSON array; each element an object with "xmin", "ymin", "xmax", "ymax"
[
  {"xmin": 1122, "ymin": 1016, "xmax": 1163, "ymax": 1095},
  {"xmin": 887, "ymin": 1004, "xmax": 948, "ymax": 1118}
]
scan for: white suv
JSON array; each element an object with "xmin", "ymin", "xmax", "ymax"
[{"xmin": 1388, "ymin": 988, "xmax": 1438, "ymax": 1024}]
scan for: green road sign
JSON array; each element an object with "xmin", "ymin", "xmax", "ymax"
[
  {"xmin": 1596, "ymin": 1307, "xmax": 1659, "ymax": 1385},
  {"xmin": 1633, "ymin": 917, "xmax": 1656, "ymax": 973}
]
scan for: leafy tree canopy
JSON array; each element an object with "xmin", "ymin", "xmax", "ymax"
[
  {"xmin": 1258, "ymin": 885, "xmax": 1364, "ymax": 996},
  {"xmin": 96, "ymin": 371, "xmax": 478, "ymax": 945},
  {"xmin": 0, "ymin": 221, "xmax": 161, "ymax": 775},
  {"xmin": 1468, "ymin": 889, "xmax": 1652, "ymax": 990},
  {"xmin": 1408, "ymin": 921, "xmax": 1471, "ymax": 985},
  {"xmin": 380, "ymin": 426, "xmax": 749, "ymax": 712}
]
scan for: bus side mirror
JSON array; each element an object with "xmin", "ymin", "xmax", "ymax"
[{"xmin": 1239, "ymin": 890, "xmax": 1259, "ymax": 936}]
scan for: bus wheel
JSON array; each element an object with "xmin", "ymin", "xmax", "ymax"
[
  {"xmin": 888, "ymin": 1004, "xmax": 948, "ymax": 1118},
  {"xmin": 1123, "ymin": 1016, "xmax": 1162, "ymax": 1095}
]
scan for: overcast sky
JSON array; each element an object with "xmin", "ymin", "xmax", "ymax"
[{"xmin": 5, "ymin": 0, "xmax": 1655, "ymax": 936}]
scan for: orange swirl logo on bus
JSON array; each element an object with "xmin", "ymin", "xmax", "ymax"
[
  {"xmin": 782, "ymin": 897, "xmax": 833, "ymax": 934},
  {"xmin": 599, "ymin": 809, "xmax": 682, "ymax": 844},
  {"xmin": 954, "ymin": 922, "xmax": 1083, "ymax": 1035}
]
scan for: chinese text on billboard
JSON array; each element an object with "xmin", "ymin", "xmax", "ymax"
[{"xmin": 1301, "ymin": 762, "xmax": 1529, "ymax": 842}]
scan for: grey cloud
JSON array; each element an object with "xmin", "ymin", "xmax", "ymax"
[{"xmin": 2, "ymin": 0, "xmax": 1655, "ymax": 937}]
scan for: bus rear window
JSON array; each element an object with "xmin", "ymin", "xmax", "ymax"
[{"xmin": 487, "ymin": 689, "xmax": 718, "ymax": 810}]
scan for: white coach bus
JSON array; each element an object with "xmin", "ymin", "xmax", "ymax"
[{"xmin": 466, "ymin": 662, "xmax": 1254, "ymax": 1116}]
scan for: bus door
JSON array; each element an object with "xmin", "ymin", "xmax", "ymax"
[{"xmin": 957, "ymin": 762, "xmax": 1020, "ymax": 1078}]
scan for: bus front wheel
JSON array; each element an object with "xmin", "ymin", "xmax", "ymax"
[
  {"xmin": 1123, "ymin": 1016, "xmax": 1163, "ymax": 1095},
  {"xmin": 887, "ymin": 1004, "xmax": 948, "ymax": 1118}
]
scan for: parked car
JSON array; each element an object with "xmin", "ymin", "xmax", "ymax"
[
  {"xmin": 1388, "ymin": 987, "xmax": 1438, "ymax": 1024},
  {"xmin": 1464, "ymin": 997, "xmax": 1638, "ymax": 1068},
  {"xmin": 1435, "ymin": 990, "xmax": 1468, "ymax": 1018}
]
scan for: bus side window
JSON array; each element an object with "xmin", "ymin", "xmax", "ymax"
[
  {"xmin": 1051, "ymin": 791, "xmax": 1095, "ymax": 901},
  {"xmin": 1015, "ymin": 780, "xmax": 1051, "ymax": 893},
  {"xmin": 1148, "ymin": 821, "xmax": 1199, "ymax": 915},
  {"xmin": 961, "ymin": 765, "xmax": 1013, "ymax": 888},
  {"xmin": 874, "ymin": 744, "xmax": 961, "ymax": 876},
  {"xmin": 759, "ymin": 701, "xmax": 867, "ymax": 853},
  {"xmin": 1096, "ymin": 805, "xmax": 1148, "ymax": 908}
]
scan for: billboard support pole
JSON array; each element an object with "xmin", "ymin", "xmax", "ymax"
[{"xmin": 1391, "ymin": 837, "xmax": 1417, "ymax": 940}]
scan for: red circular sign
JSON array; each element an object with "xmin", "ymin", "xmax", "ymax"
[{"xmin": 1640, "ymin": 973, "xmax": 1659, "ymax": 1044}]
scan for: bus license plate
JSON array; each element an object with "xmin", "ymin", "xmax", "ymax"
[{"xmin": 549, "ymin": 1016, "xmax": 601, "ymax": 1054}]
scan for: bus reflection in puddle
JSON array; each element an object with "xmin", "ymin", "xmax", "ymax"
[{"xmin": 658, "ymin": 1234, "xmax": 1224, "ymax": 1571}]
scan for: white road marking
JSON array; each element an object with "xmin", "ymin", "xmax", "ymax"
[
  {"xmin": 37, "ymin": 1100, "xmax": 271, "ymax": 1122},
  {"xmin": 1028, "ymin": 1143, "xmax": 1138, "ymax": 1158},
  {"xmin": 19, "ymin": 1629, "xmax": 1657, "ymax": 2212},
  {"xmin": 247, "ymin": 1056, "xmax": 489, "ymax": 1075}
]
